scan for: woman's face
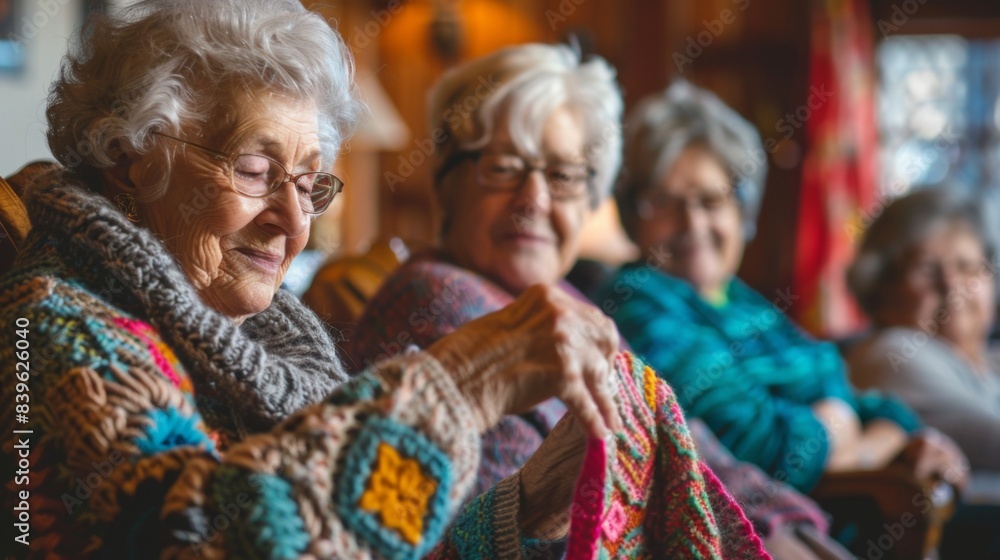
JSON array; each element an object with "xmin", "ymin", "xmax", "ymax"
[
  {"xmin": 877, "ymin": 222, "xmax": 995, "ymax": 348},
  {"xmin": 125, "ymin": 93, "xmax": 320, "ymax": 322},
  {"xmin": 441, "ymin": 106, "xmax": 593, "ymax": 294},
  {"xmin": 633, "ymin": 144, "xmax": 744, "ymax": 297}
]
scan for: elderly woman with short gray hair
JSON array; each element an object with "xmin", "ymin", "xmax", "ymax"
[
  {"xmin": 847, "ymin": 188, "xmax": 1000, "ymax": 471},
  {"xmin": 0, "ymin": 1, "xmax": 627, "ymax": 557},
  {"xmin": 596, "ymin": 81, "xmax": 970, "ymax": 557}
]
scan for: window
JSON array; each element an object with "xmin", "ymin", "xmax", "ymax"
[{"xmin": 878, "ymin": 35, "xmax": 1000, "ymax": 196}]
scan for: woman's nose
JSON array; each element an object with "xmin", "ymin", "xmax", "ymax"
[
  {"xmin": 261, "ymin": 181, "xmax": 310, "ymax": 238},
  {"xmin": 678, "ymin": 199, "xmax": 710, "ymax": 232},
  {"xmin": 935, "ymin": 262, "xmax": 963, "ymax": 294},
  {"xmin": 512, "ymin": 170, "xmax": 552, "ymax": 214}
]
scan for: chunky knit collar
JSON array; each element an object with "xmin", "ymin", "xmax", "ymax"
[{"xmin": 23, "ymin": 172, "xmax": 348, "ymax": 434}]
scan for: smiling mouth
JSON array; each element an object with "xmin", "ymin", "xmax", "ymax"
[
  {"xmin": 500, "ymin": 232, "xmax": 554, "ymax": 244},
  {"xmin": 234, "ymin": 248, "xmax": 283, "ymax": 274}
]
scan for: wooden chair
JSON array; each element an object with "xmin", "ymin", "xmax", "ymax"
[
  {"xmin": 301, "ymin": 237, "xmax": 412, "ymax": 326},
  {"xmin": 1, "ymin": 161, "xmax": 62, "ymax": 274},
  {"xmin": 811, "ymin": 458, "xmax": 956, "ymax": 559},
  {"xmin": 0, "ymin": 175, "xmax": 31, "ymax": 274}
]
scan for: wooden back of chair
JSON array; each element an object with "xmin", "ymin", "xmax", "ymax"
[
  {"xmin": 301, "ymin": 238, "xmax": 411, "ymax": 326},
  {"xmin": 0, "ymin": 175, "xmax": 31, "ymax": 274}
]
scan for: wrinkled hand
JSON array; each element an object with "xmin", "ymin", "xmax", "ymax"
[
  {"xmin": 428, "ymin": 284, "xmax": 622, "ymax": 438},
  {"xmin": 518, "ymin": 414, "xmax": 589, "ymax": 539},
  {"xmin": 896, "ymin": 428, "xmax": 970, "ymax": 491}
]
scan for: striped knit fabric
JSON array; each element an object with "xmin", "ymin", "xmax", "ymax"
[{"xmin": 566, "ymin": 353, "xmax": 767, "ymax": 559}]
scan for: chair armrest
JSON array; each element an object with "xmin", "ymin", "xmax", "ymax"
[{"xmin": 811, "ymin": 464, "xmax": 955, "ymax": 559}]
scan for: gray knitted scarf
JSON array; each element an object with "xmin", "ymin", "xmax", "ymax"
[{"xmin": 24, "ymin": 172, "xmax": 348, "ymax": 434}]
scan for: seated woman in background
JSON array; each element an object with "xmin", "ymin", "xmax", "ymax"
[
  {"xmin": 0, "ymin": 2, "xmax": 629, "ymax": 557},
  {"xmin": 847, "ymin": 188, "xmax": 1000, "ymax": 471},
  {"xmin": 349, "ymin": 43, "xmax": 848, "ymax": 560},
  {"xmin": 595, "ymin": 81, "xmax": 968, "ymax": 495}
]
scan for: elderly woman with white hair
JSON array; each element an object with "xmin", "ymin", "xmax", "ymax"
[
  {"xmin": 595, "ymin": 81, "xmax": 971, "ymax": 556},
  {"xmin": 348, "ymin": 45, "xmax": 774, "ymax": 558},
  {"xmin": 350, "ymin": 43, "xmax": 629, "ymax": 503},
  {"xmin": 0, "ymin": 2, "xmax": 630, "ymax": 558}
]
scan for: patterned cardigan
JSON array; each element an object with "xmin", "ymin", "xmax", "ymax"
[
  {"xmin": 349, "ymin": 252, "xmax": 827, "ymax": 540},
  {"xmin": 0, "ymin": 175, "xmax": 537, "ymax": 559}
]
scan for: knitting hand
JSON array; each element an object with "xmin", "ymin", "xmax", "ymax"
[
  {"xmin": 518, "ymin": 414, "xmax": 589, "ymax": 539},
  {"xmin": 428, "ymin": 284, "xmax": 622, "ymax": 438}
]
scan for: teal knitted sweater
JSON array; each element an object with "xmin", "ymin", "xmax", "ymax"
[{"xmin": 594, "ymin": 263, "xmax": 921, "ymax": 492}]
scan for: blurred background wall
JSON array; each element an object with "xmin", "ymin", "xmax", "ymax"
[{"xmin": 4, "ymin": 0, "xmax": 1000, "ymax": 337}]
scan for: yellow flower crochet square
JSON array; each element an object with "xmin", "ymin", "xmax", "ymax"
[{"xmin": 359, "ymin": 442, "xmax": 438, "ymax": 545}]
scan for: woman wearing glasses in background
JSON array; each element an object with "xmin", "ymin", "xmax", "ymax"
[{"xmin": 595, "ymin": 82, "xmax": 969, "ymax": 556}]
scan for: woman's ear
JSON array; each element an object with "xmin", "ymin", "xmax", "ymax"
[{"xmin": 100, "ymin": 152, "xmax": 139, "ymax": 195}]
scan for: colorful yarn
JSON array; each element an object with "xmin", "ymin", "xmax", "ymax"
[
  {"xmin": 351, "ymin": 250, "xmax": 776, "ymax": 558},
  {"xmin": 359, "ymin": 443, "xmax": 439, "ymax": 545},
  {"xmin": 565, "ymin": 353, "xmax": 770, "ymax": 559},
  {"xmin": 113, "ymin": 317, "xmax": 189, "ymax": 392},
  {"xmin": 134, "ymin": 406, "xmax": 214, "ymax": 456},
  {"xmin": 337, "ymin": 416, "xmax": 454, "ymax": 559},
  {"xmin": 211, "ymin": 466, "xmax": 310, "ymax": 560}
]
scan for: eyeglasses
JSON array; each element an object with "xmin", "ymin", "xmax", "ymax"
[
  {"xmin": 637, "ymin": 187, "xmax": 736, "ymax": 220},
  {"xmin": 900, "ymin": 255, "xmax": 994, "ymax": 285},
  {"xmin": 436, "ymin": 150, "xmax": 595, "ymax": 200},
  {"xmin": 152, "ymin": 132, "xmax": 343, "ymax": 215}
]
